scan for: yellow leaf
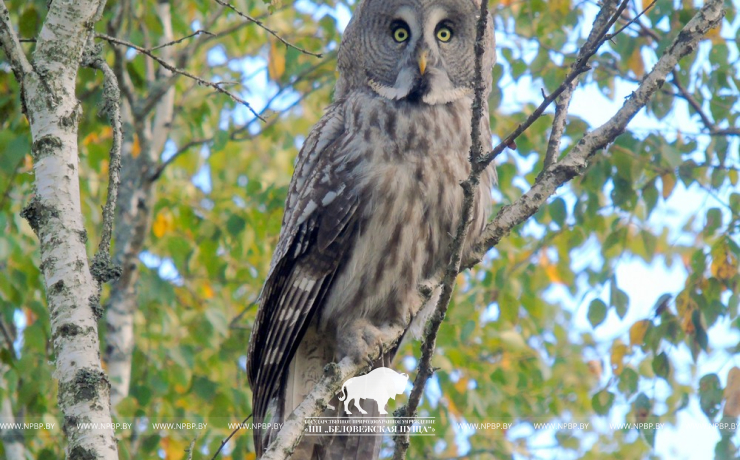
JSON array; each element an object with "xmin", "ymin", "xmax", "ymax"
[
  {"xmin": 729, "ymin": 169, "xmax": 738, "ymax": 186},
  {"xmin": 161, "ymin": 436, "xmax": 186, "ymax": 460},
  {"xmin": 712, "ymin": 250, "xmax": 738, "ymax": 282},
  {"xmin": 153, "ymin": 211, "xmax": 174, "ymax": 238},
  {"xmin": 627, "ymin": 46, "xmax": 645, "ymax": 78},
  {"xmin": 610, "ymin": 341, "xmax": 628, "ymax": 376},
  {"xmin": 661, "ymin": 173, "xmax": 676, "ymax": 199},
  {"xmin": 500, "ymin": 352, "xmax": 512, "ymax": 371},
  {"xmin": 629, "ymin": 320, "xmax": 651, "ymax": 347},
  {"xmin": 445, "ymin": 396, "xmax": 461, "ymax": 417},
  {"xmin": 681, "ymin": 309, "xmax": 695, "ymax": 335},
  {"xmin": 202, "ymin": 283, "xmax": 214, "ymax": 299},
  {"xmin": 22, "ymin": 153, "xmax": 33, "ymax": 172},
  {"xmin": 132, "ymin": 135, "xmax": 141, "ymax": 159},
  {"xmin": 540, "ymin": 252, "xmax": 564, "ymax": 284},
  {"xmin": 268, "ymin": 41, "xmax": 286, "ymax": 81},
  {"xmin": 545, "ymin": 264, "xmax": 564, "ymax": 284},
  {"xmin": 705, "ymin": 22, "xmax": 723, "ymax": 44},
  {"xmin": 453, "ymin": 376, "xmax": 468, "ymax": 394},
  {"xmin": 724, "ymin": 367, "xmax": 740, "ymax": 417}
]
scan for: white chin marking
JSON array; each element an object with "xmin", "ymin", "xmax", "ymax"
[
  {"xmin": 423, "ymin": 86, "xmax": 473, "ymax": 105},
  {"xmin": 368, "ymin": 79, "xmax": 472, "ymax": 105},
  {"xmin": 368, "ymin": 79, "xmax": 411, "ymax": 100}
]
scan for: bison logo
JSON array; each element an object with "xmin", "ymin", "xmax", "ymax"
[{"xmin": 338, "ymin": 367, "xmax": 409, "ymax": 415}]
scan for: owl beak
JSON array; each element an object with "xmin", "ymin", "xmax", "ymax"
[{"xmin": 417, "ymin": 50, "xmax": 428, "ymax": 75}]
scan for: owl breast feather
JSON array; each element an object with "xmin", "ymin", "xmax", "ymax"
[{"xmin": 318, "ymin": 91, "xmax": 494, "ymax": 333}]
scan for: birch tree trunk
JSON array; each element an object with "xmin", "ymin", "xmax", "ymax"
[
  {"xmin": 105, "ymin": 0, "xmax": 176, "ymax": 407},
  {"xmin": 0, "ymin": 0, "xmax": 119, "ymax": 458}
]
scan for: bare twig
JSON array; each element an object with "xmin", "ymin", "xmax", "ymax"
[
  {"xmin": 149, "ymin": 66, "xmax": 335, "ymax": 181},
  {"xmin": 210, "ymin": 414, "xmax": 252, "ymax": 460},
  {"xmin": 542, "ymin": 89, "xmax": 574, "ymax": 172},
  {"xmin": 82, "ymin": 45, "xmax": 124, "ymax": 285},
  {"xmin": 151, "ymin": 29, "xmax": 214, "ymax": 51},
  {"xmin": 480, "ymin": 0, "xmax": 632, "ymax": 168},
  {"xmin": 148, "ymin": 138, "xmax": 208, "ymax": 181},
  {"xmin": 605, "ymin": 0, "xmax": 658, "ymax": 40},
  {"xmin": 541, "ymin": 0, "xmax": 626, "ymax": 176},
  {"xmin": 671, "ymin": 69, "xmax": 714, "ymax": 124},
  {"xmin": 95, "ymin": 33, "xmax": 264, "ymax": 121},
  {"xmin": 212, "ymin": 0, "xmax": 323, "ymax": 58},
  {"xmin": 0, "ymin": 0, "xmax": 33, "ymax": 79}
]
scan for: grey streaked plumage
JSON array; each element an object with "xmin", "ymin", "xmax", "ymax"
[{"xmin": 247, "ymin": 0, "xmax": 496, "ymax": 457}]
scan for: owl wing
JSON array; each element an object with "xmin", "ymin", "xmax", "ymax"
[{"xmin": 247, "ymin": 102, "xmax": 357, "ymax": 441}]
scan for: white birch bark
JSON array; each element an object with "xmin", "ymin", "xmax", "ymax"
[{"xmin": 0, "ymin": 0, "xmax": 119, "ymax": 458}]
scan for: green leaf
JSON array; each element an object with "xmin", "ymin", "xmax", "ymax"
[
  {"xmin": 460, "ymin": 320, "xmax": 476, "ymax": 343},
  {"xmin": 699, "ymin": 373, "xmax": 723, "ymax": 420},
  {"xmin": 652, "ymin": 352, "xmax": 670, "ymax": 380},
  {"xmin": 587, "ymin": 299, "xmax": 607, "ymax": 328},
  {"xmin": 213, "ymin": 129, "xmax": 230, "ymax": 152},
  {"xmin": 618, "ymin": 368, "xmax": 639, "ymax": 395},
  {"xmin": 19, "ymin": 6, "xmax": 40, "ymax": 38},
  {"xmin": 704, "ymin": 208, "xmax": 723, "ymax": 236},
  {"xmin": 226, "ymin": 214, "xmax": 246, "ymax": 236},
  {"xmin": 549, "ymin": 197, "xmax": 567, "ymax": 227},
  {"xmin": 610, "ymin": 278, "xmax": 629, "ymax": 319},
  {"xmin": 592, "ymin": 390, "xmax": 615, "ymax": 415},
  {"xmin": 692, "ymin": 309, "xmax": 708, "ymax": 352}
]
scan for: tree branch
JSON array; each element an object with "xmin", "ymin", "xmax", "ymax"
[
  {"xmin": 95, "ymin": 33, "xmax": 265, "ymax": 120},
  {"xmin": 481, "ymin": 0, "xmax": 632, "ymax": 168},
  {"xmin": 605, "ymin": 0, "xmax": 658, "ymax": 40},
  {"xmin": 670, "ymin": 69, "xmax": 740, "ymax": 136},
  {"xmin": 260, "ymin": 325, "xmax": 406, "ymax": 460},
  {"xmin": 467, "ymin": 0, "xmax": 725, "ymax": 266},
  {"xmin": 541, "ymin": 0, "xmax": 628, "ymax": 176},
  {"xmin": 210, "ymin": 414, "xmax": 252, "ymax": 460},
  {"xmin": 150, "ymin": 29, "xmax": 214, "ymax": 51},
  {"xmin": 82, "ymin": 45, "xmax": 124, "ymax": 286},
  {"xmin": 149, "ymin": 64, "xmax": 335, "ymax": 181},
  {"xmin": 0, "ymin": 0, "xmax": 33, "ymax": 80},
  {"xmin": 212, "ymin": 0, "xmax": 322, "ymax": 58}
]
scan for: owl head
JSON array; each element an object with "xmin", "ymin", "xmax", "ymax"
[{"xmin": 336, "ymin": 0, "xmax": 495, "ymax": 105}]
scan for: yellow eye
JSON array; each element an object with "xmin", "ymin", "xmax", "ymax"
[
  {"xmin": 436, "ymin": 26, "xmax": 452, "ymax": 42},
  {"xmin": 393, "ymin": 26, "xmax": 410, "ymax": 43}
]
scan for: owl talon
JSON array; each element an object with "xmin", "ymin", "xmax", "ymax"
[{"xmin": 338, "ymin": 318, "xmax": 392, "ymax": 365}]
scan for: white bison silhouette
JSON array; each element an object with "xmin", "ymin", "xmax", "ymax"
[{"xmin": 338, "ymin": 367, "xmax": 409, "ymax": 415}]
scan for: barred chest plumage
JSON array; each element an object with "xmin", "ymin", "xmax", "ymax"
[{"xmin": 319, "ymin": 91, "xmax": 494, "ymax": 338}]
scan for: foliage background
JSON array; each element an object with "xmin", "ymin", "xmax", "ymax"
[{"xmin": 1, "ymin": 0, "xmax": 739, "ymax": 459}]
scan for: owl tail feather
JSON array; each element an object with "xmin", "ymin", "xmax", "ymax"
[{"xmin": 274, "ymin": 326, "xmax": 390, "ymax": 460}]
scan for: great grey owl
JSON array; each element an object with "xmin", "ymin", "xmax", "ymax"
[{"xmin": 247, "ymin": 0, "xmax": 496, "ymax": 457}]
